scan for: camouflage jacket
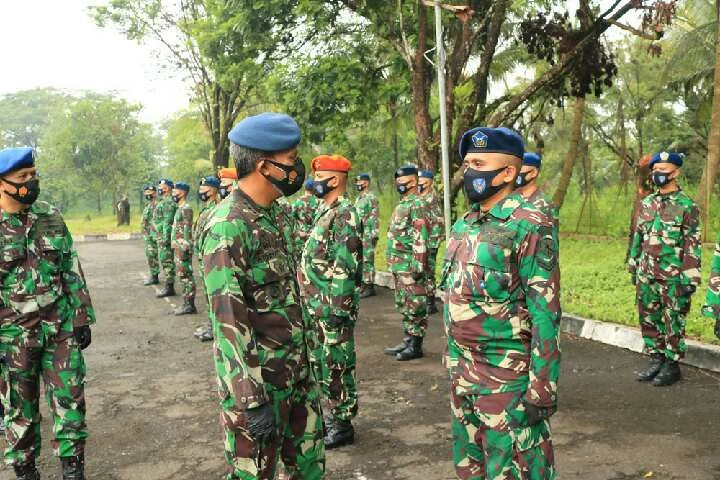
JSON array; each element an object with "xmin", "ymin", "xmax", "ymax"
[
  {"xmin": 202, "ymin": 189, "xmax": 309, "ymax": 409},
  {"xmin": 526, "ymin": 188, "xmax": 558, "ymax": 227},
  {"xmin": 291, "ymin": 194, "xmax": 320, "ymax": 255},
  {"xmin": 141, "ymin": 201, "xmax": 156, "ymax": 236},
  {"xmin": 702, "ymin": 232, "xmax": 720, "ymax": 319},
  {"xmin": 354, "ymin": 191, "xmax": 379, "ymax": 240},
  {"xmin": 628, "ymin": 189, "xmax": 701, "ymax": 286},
  {"xmin": 424, "ymin": 192, "xmax": 445, "ymax": 250},
  {"xmin": 299, "ymin": 196, "xmax": 362, "ymax": 322},
  {"xmin": 152, "ymin": 194, "xmax": 177, "ymax": 246},
  {"xmin": 440, "ymin": 193, "xmax": 561, "ymax": 408},
  {"xmin": 386, "ymin": 193, "xmax": 429, "ymax": 275},
  {"xmin": 193, "ymin": 201, "xmax": 219, "ymax": 260},
  {"xmin": 0, "ymin": 201, "xmax": 95, "ymax": 327},
  {"xmin": 171, "ymin": 203, "xmax": 193, "ymax": 252}
]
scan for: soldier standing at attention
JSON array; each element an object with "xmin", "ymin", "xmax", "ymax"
[
  {"xmin": 141, "ymin": 184, "xmax": 160, "ymax": 286},
  {"xmin": 701, "ymin": 232, "xmax": 720, "ymax": 341},
  {"xmin": 291, "ymin": 179, "xmax": 320, "ymax": 258},
  {"xmin": 299, "ymin": 155, "xmax": 362, "ymax": 449},
  {"xmin": 417, "ymin": 169, "xmax": 444, "ymax": 314},
  {"xmin": 442, "ymin": 128, "xmax": 561, "ymax": 479},
  {"xmin": 217, "ymin": 168, "xmax": 238, "ymax": 201},
  {"xmin": 354, "ymin": 173, "xmax": 379, "ymax": 298},
  {"xmin": 202, "ymin": 113, "xmax": 324, "ymax": 479},
  {"xmin": 628, "ymin": 152, "xmax": 701, "ymax": 386},
  {"xmin": 0, "ymin": 147, "xmax": 95, "ymax": 480},
  {"xmin": 171, "ymin": 182, "xmax": 197, "ymax": 316},
  {"xmin": 153, "ymin": 179, "xmax": 177, "ymax": 298},
  {"xmin": 515, "ymin": 152, "xmax": 558, "ymax": 228},
  {"xmin": 383, "ymin": 165, "xmax": 430, "ymax": 361},
  {"xmin": 192, "ymin": 176, "xmax": 220, "ymax": 340}
]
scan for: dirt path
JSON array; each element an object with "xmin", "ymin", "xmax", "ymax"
[{"xmin": 1, "ymin": 240, "xmax": 719, "ymax": 480}]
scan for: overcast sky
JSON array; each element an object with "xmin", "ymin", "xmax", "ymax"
[{"xmin": 0, "ymin": 0, "xmax": 190, "ymax": 124}]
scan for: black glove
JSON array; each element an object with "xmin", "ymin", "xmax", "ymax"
[
  {"xmin": 325, "ymin": 315, "xmax": 346, "ymax": 329},
  {"xmin": 679, "ymin": 284, "xmax": 696, "ymax": 297},
  {"xmin": 523, "ymin": 400, "xmax": 556, "ymax": 426},
  {"xmin": 74, "ymin": 326, "xmax": 92, "ymax": 350},
  {"xmin": 246, "ymin": 403, "xmax": 276, "ymax": 444},
  {"xmin": 715, "ymin": 319, "xmax": 720, "ymax": 340}
]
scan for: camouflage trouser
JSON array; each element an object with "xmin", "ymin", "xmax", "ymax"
[
  {"xmin": 158, "ymin": 235, "xmax": 175, "ymax": 283},
  {"xmin": 144, "ymin": 233, "xmax": 160, "ymax": 276},
  {"xmin": 393, "ymin": 273, "xmax": 428, "ymax": 337},
  {"xmin": 636, "ymin": 279, "xmax": 690, "ymax": 361},
  {"xmin": 0, "ymin": 314, "xmax": 87, "ymax": 465},
  {"xmin": 174, "ymin": 247, "xmax": 196, "ymax": 302},
  {"xmin": 361, "ymin": 235, "xmax": 378, "ymax": 286},
  {"xmin": 427, "ymin": 248, "xmax": 439, "ymax": 298},
  {"xmin": 313, "ymin": 320, "xmax": 358, "ymax": 422},
  {"xmin": 451, "ymin": 389, "xmax": 555, "ymax": 480},
  {"xmin": 217, "ymin": 375, "xmax": 325, "ymax": 480}
]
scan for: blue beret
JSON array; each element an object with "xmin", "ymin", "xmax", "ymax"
[
  {"xmin": 459, "ymin": 127, "xmax": 525, "ymax": 161},
  {"xmin": 303, "ymin": 179, "xmax": 314, "ymax": 189},
  {"xmin": 174, "ymin": 182, "xmax": 190, "ymax": 192},
  {"xmin": 523, "ymin": 152, "xmax": 542, "ymax": 168},
  {"xmin": 356, "ymin": 173, "xmax": 371, "ymax": 181},
  {"xmin": 200, "ymin": 176, "xmax": 220, "ymax": 188},
  {"xmin": 158, "ymin": 179, "xmax": 174, "ymax": 188},
  {"xmin": 228, "ymin": 112, "xmax": 301, "ymax": 152},
  {"xmin": 650, "ymin": 151, "xmax": 684, "ymax": 168},
  {"xmin": 395, "ymin": 164, "xmax": 418, "ymax": 178},
  {"xmin": 419, "ymin": 169, "xmax": 434, "ymax": 179},
  {"xmin": 0, "ymin": 147, "xmax": 35, "ymax": 176}
]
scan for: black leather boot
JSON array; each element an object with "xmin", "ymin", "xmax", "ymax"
[
  {"xmin": 13, "ymin": 461, "xmax": 40, "ymax": 480},
  {"xmin": 174, "ymin": 299, "xmax": 197, "ymax": 315},
  {"xmin": 396, "ymin": 336, "xmax": 423, "ymax": 361},
  {"xmin": 324, "ymin": 419, "xmax": 354, "ymax": 449},
  {"xmin": 359, "ymin": 284, "xmax": 376, "ymax": 298},
  {"xmin": 637, "ymin": 353, "xmax": 665, "ymax": 381},
  {"xmin": 652, "ymin": 360, "xmax": 682, "ymax": 387},
  {"xmin": 143, "ymin": 274, "xmax": 159, "ymax": 286},
  {"xmin": 156, "ymin": 283, "xmax": 176, "ymax": 298},
  {"xmin": 384, "ymin": 336, "xmax": 410, "ymax": 355},
  {"xmin": 197, "ymin": 326, "xmax": 214, "ymax": 342},
  {"xmin": 61, "ymin": 456, "xmax": 85, "ymax": 480}
]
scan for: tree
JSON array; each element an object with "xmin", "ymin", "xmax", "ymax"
[
  {"xmin": 164, "ymin": 109, "xmax": 213, "ymax": 184},
  {"xmin": 0, "ymin": 88, "xmax": 68, "ymax": 149}
]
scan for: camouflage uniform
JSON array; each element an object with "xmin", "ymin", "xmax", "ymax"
[
  {"xmin": 526, "ymin": 189, "xmax": 558, "ymax": 230},
  {"xmin": 172, "ymin": 203, "xmax": 196, "ymax": 303},
  {"xmin": 440, "ymin": 193, "xmax": 561, "ymax": 480},
  {"xmin": 0, "ymin": 201, "xmax": 95, "ymax": 466},
  {"xmin": 628, "ymin": 190, "xmax": 701, "ymax": 361},
  {"xmin": 703, "ymin": 232, "xmax": 720, "ymax": 321},
  {"xmin": 291, "ymin": 193, "xmax": 320, "ymax": 260},
  {"xmin": 424, "ymin": 192, "xmax": 445, "ymax": 299},
  {"xmin": 299, "ymin": 197, "xmax": 362, "ymax": 422},
  {"xmin": 152, "ymin": 194, "xmax": 177, "ymax": 283},
  {"xmin": 202, "ymin": 189, "xmax": 325, "ymax": 480},
  {"xmin": 354, "ymin": 190, "xmax": 379, "ymax": 286},
  {"xmin": 387, "ymin": 193, "xmax": 430, "ymax": 337},
  {"xmin": 141, "ymin": 199, "xmax": 159, "ymax": 276}
]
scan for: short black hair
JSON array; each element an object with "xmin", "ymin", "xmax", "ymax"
[{"xmin": 229, "ymin": 143, "xmax": 270, "ymax": 179}]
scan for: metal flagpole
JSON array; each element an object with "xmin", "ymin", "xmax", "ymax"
[{"xmin": 433, "ymin": 3, "xmax": 452, "ymax": 242}]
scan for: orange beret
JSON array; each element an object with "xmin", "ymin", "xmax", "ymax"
[
  {"xmin": 218, "ymin": 167, "xmax": 238, "ymax": 180},
  {"xmin": 311, "ymin": 155, "xmax": 351, "ymax": 173}
]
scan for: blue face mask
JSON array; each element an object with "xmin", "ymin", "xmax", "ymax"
[{"xmin": 310, "ymin": 177, "xmax": 336, "ymax": 198}]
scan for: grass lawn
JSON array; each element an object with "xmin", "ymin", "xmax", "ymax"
[{"xmin": 65, "ymin": 212, "xmax": 142, "ymax": 236}]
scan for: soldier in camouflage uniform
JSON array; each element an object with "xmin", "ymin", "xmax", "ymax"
[
  {"xmin": 299, "ymin": 155, "xmax": 362, "ymax": 450},
  {"xmin": 291, "ymin": 180, "xmax": 320, "ymax": 259},
  {"xmin": 141, "ymin": 184, "xmax": 160, "ymax": 286},
  {"xmin": 384, "ymin": 164, "xmax": 430, "ymax": 361},
  {"xmin": 217, "ymin": 167, "xmax": 238, "ymax": 201},
  {"xmin": 417, "ymin": 170, "xmax": 444, "ymax": 314},
  {"xmin": 628, "ymin": 151, "xmax": 701, "ymax": 386},
  {"xmin": 515, "ymin": 152, "xmax": 558, "ymax": 230},
  {"xmin": 171, "ymin": 182, "xmax": 197, "ymax": 315},
  {"xmin": 353, "ymin": 173, "xmax": 379, "ymax": 298},
  {"xmin": 202, "ymin": 113, "xmax": 324, "ymax": 479},
  {"xmin": 153, "ymin": 179, "xmax": 177, "ymax": 298},
  {"xmin": 442, "ymin": 128, "xmax": 561, "ymax": 480},
  {"xmin": 0, "ymin": 147, "xmax": 95, "ymax": 480},
  {"xmin": 701, "ymin": 231, "xmax": 720, "ymax": 340}
]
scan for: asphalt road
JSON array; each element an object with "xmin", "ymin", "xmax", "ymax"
[{"xmin": 1, "ymin": 239, "xmax": 719, "ymax": 480}]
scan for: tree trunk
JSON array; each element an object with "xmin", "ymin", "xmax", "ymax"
[
  {"xmin": 552, "ymin": 97, "xmax": 586, "ymax": 208},
  {"xmin": 412, "ymin": 2, "xmax": 435, "ymax": 170}
]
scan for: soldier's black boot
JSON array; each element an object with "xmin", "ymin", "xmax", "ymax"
[
  {"xmin": 61, "ymin": 456, "xmax": 85, "ymax": 480},
  {"xmin": 396, "ymin": 336, "xmax": 423, "ymax": 361},
  {"xmin": 156, "ymin": 283, "xmax": 176, "ymax": 298},
  {"xmin": 13, "ymin": 461, "xmax": 40, "ymax": 480},
  {"xmin": 427, "ymin": 297, "xmax": 438, "ymax": 315},
  {"xmin": 384, "ymin": 336, "xmax": 410, "ymax": 355},
  {"xmin": 198, "ymin": 326, "xmax": 214, "ymax": 342},
  {"xmin": 359, "ymin": 284, "xmax": 376, "ymax": 298},
  {"xmin": 174, "ymin": 299, "xmax": 197, "ymax": 315},
  {"xmin": 637, "ymin": 353, "xmax": 665, "ymax": 381},
  {"xmin": 143, "ymin": 274, "xmax": 159, "ymax": 286},
  {"xmin": 652, "ymin": 360, "xmax": 682, "ymax": 387},
  {"xmin": 324, "ymin": 419, "xmax": 354, "ymax": 449}
]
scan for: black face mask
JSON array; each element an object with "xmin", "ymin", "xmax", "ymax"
[
  {"xmin": 463, "ymin": 166, "xmax": 508, "ymax": 204},
  {"xmin": 3, "ymin": 178, "xmax": 40, "ymax": 205},
  {"xmin": 199, "ymin": 191, "xmax": 211, "ymax": 202},
  {"xmin": 218, "ymin": 186, "xmax": 231, "ymax": 199},
  {"xmin": 396, "ymin": 181, "xmax": 413, "ymax": 195},
  {"xmin": 144, "ymin": 194, "xmax": 154, "ymax": 201},
  {"xmin": 356, "ymin": 184, "xmax": 365, "ymax": 192},
  {"xmin": 515, "ymin": 172, "xmax": 533, "ymax": 187},
  {"xmin": 172, "ymin": 194, "xmax": 181, "ymax": 203},
  {"xmin": 263, "ymin": 157, "xmax": 306, "ymax": 197},
  {"xmin": 310, "ymin": 177, "xmax": 336, "ymax": 198},
  {"xmin": 652, "ymin": 171, "xmax": 672, "ymax": 187}
]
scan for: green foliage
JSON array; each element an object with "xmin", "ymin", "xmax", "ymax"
[
  {"xmin": 0, "ymin": 88, "xmax": 68, "ymax": 149},
  {"xmin": 164, "ymin": 110, "xmax": 213, "ymax": 184}
]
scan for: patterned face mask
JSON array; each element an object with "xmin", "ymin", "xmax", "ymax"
[
  {"xmin": 2, "ymin": 177, "xmax": 40, "ymax": 205},
  {"xmin": 463, "ymin": 166, "xmax": 507, "ymax": 203}
]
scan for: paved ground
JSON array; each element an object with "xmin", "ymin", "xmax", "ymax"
[{"xmin": 1, "ymin": 239, "xmax": 720, "ymax": 480}]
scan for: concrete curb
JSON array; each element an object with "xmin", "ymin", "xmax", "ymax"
[
  {"xmin": 75, "ymin": 232, "xmax": 143, "ymax": 243},
  {"xmin": 373, "ymin": 271, "xmax": 720, "ymax": 374}
]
